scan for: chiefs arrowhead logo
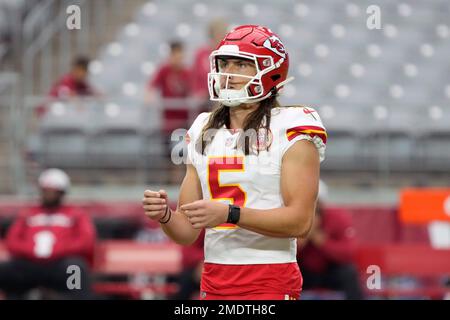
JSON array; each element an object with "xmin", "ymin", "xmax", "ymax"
[{"xmin": 263, "ymin": 36, "xmax": 286, "ymax": 59}]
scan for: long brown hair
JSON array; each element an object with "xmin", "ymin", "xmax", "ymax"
[{"xmin": 195, "ymin": 96, "xmax": 281, "ymax": 155}]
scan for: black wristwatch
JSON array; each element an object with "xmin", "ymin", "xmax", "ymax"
[{"xmin": 227, "ymin": 205, "xmax": 241, "ymax": 224}]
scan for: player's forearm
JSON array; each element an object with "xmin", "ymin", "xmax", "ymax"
[
  {"xmin": 238, "ymin": 206, "xmax": 314, "ymax": 238},
  {"xmin": 160, "ymin": 209, "xmax": 200, "ymax": 245},
  {"xmin": 241, "ymin": 225, "xmax": 291, "ymax": 238}
]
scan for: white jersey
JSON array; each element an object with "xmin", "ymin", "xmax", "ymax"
[{"xmin": 186, "ymin": 106, "xmax": 327, "ymax": 265}]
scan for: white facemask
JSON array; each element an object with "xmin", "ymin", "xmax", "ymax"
[
  {"xmin": 218, "ymin": 89, "xmax": 250, "ymax": 107},
  {"xmin": 212, "ymin": 73, "xmax": 254, "ymax": 107}
]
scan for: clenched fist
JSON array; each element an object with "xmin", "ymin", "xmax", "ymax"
[{"xmin": 142, "ymin": 189, "xmax": 169, "ymax": 221}]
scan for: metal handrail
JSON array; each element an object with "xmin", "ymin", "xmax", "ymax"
[
  {"xmin": 23, "ymin": 0, "xmax": 56, "ymax": 45},
  {"xmin": 0, "ymin": 72, "xmax": 25, "ymax": 195}
]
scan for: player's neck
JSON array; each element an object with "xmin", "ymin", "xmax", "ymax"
[{"xmin": 229, "ymin": 103, "xmax": 259, "ymax": 129}]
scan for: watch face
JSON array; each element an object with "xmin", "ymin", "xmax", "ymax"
[
  {"xmin": 227, "ymin": 205, "xmax": 240, "ymax": 224},
  {"xmin": 231, "ymin": 206, "xmax": 240, "ymax": 224}
]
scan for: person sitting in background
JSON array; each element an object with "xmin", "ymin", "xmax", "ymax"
[
  {"xmin": 49, "ymin": 56, "xmax": 96, "ymax": 99},
  {"xmin": 0, "ymin": 168, "xmax": 96, "ymax": 299},
  {"xmin": 297, "ymin": 180, "xmax": 364, "ymax": 300},
  {"xmin": 36, "ymin": 56, "xmax": 98, "ymax": 118},
  {"xmin": 171, "ymin": 229, "xmax": 204, "ymax": 300}
]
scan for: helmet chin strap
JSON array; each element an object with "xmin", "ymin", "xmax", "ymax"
[{"xmin": 221, "ymin": 76, "xmax": 296, "ymax": 107}]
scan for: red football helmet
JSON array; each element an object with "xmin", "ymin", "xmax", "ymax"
[{"xmin": 208, "ymin": 25, "xmax": 293, "ymax": 107}]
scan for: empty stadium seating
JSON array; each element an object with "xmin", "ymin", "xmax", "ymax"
[{"xmin": 26, "ymin": 0, "xmax": 450, "ymax": 173}]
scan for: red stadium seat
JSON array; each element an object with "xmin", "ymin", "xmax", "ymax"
[
  {"xmin": 93, "ymin": 240, "xmax": 182, "ymax": 274},
  {"xmin": 355, "ymin": 244, "xmax": 450, "ymax": 299},
  {"xmin": 0, "ymin": 241, "xmax": 9, "ymax": 262},
  {"xmin": 92, "ymin": 241, "xmax": 183, "ymax": 299}
]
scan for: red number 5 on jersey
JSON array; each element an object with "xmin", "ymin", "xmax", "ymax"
[{"xmin": 207, "ymin": 156, "xmax": 247, "ymax": 229}]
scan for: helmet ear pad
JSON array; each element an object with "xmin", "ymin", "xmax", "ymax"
[
  {"xmin": 247, "ymin": 79, "xmax": 263, "ymax": 97},
  {"xmin": 260, "ymin": 65, "xmax": 288, "ymax": 96},
  {"xmin": 255, "ymin": 53, "xmax": 289, "ymax": 95}
]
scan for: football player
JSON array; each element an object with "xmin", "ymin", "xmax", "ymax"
[{"xmin": 143, "ymin": 25, "xmax": 327, "ymax": 300}]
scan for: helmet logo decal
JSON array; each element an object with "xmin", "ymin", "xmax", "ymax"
[{"xmin": 263, "ymin": 36, "xmax": 286, "ymax": 58}]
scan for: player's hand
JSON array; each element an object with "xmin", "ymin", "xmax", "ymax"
[
  {"xmin": 180, "ymin": 200, "xmax": 228, "ymax": 229},
  {"xmin": 142, "ymin": 189, "xmax": 169, "ymax": 221}
]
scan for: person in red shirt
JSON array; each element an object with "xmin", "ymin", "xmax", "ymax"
[
  {"xmin": 191, "ymin": 19, "xmax": 228, "ymax": 102},
  {"xmin": 0, "ymin": 169, "xmax": 96, "ymax": 299},
  {"xmin": 146, "ymin": 41, "xmax": 192, "ymax": 184},
  {"xmin": 146, "ymin": 41, "xmax": 192, "ymax": 137},
  {"xmin": 49, "ymin": 56, "xmax": 95, "ymax": 99},
  {"xmin": 35, "ymin": 56, "xmax": 98, "ymax": 118},
  {"xmin": 297, "ymin": 180, "xmax": 364, "ymax": 299}
]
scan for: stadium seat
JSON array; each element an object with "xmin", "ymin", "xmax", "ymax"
[
  {"xmin": 92, "ymin": 241, "xmax": 182, "ymax": 299},
  {"xmin": 87, "ymin": 103, "xmax": 144, "ymax": 168},
  {"xmin": 416, "ymin": 106, "xmax": 450, "ymax": 171},
  {"xmin": 421, "ymin": 134, "xmax": 450, "ymax": 171},
  {"xmin": 355, "ymin": 244, "xmax": 450, "ymax": 299},
  {"xmin": 38, "ymin": 102, "xmax": 91, "ymax": 167},
  {"xmin": 41, "ymin": 128, "xmax": 89, "ymax": 168},
  {"xmin": 89, "ymin": 129, "xmax": 143, "ymax": 168}
]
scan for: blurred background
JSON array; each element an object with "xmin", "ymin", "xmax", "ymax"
[{"xmin": 0, "ymin": 0, "xmax": 449, "ymax": 300}]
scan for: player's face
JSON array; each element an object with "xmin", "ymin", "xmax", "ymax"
[
  {"xmin": 217, "ymin": 58, "xmax": 257, "ymax": 90},
  {"xmin": 40, "ymin": 188, "xmax": 64, "ymax": 208},
  {"xmin": 170, "ymin": 48, "xmax": 184, "ymax": 68},
  {"xmin": 73, "ymin": 67, "xmax": 87, "ymax": 82}
]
